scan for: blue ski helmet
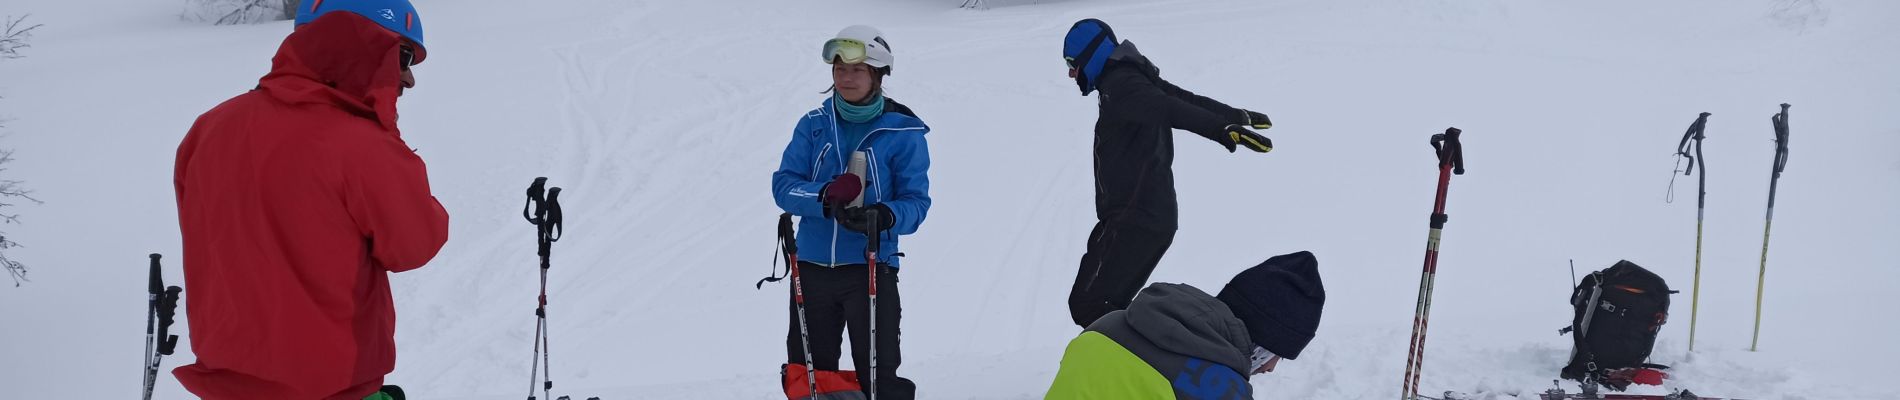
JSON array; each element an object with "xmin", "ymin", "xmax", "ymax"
[
  {"xmin": 294, "ymin": 0, "xmax": 426, "ymax": 63},
  {"xmin": 1062, "ymin": 18, "xmax": 1117, "ymax": 95}
]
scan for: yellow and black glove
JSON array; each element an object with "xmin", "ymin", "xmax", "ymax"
[
  {"xmin": 1222, "ymin": 124, "xmax": 1273, "ymax": 153},
  {"xmin": 1242, "ymin": 109, "xmax": 1273, "ymax": 130}
]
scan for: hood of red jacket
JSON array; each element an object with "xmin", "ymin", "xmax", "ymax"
[{"xmin": 258, "ymin": 12, "xmax": 409, "ymax": 130}]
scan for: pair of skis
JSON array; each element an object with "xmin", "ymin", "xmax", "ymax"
[
  {"xmin": 1421, "ymin": 380, "xmax": 1745, "ymax": 400},
  {"xmin": 1670, "ymin": 105, "xmax": 1793, "ymax": 352}
]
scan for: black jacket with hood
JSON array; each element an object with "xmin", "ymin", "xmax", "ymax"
[{"xmin": 1092, "ymin": 41, "xmax": 1248, "ymax": 231}]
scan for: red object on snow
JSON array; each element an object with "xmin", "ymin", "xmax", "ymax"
[
  {"xmin": 170, "ymin": 12, "xmax": 448, "ymax": 400},
  {"xmin": 1630, "ymin": 367, "xmax": 1669, "ymax": 386},
  {"xmin": 1603, "ymin": 366, "xmax": 1671, "ymax": 387},
  {"xmin": 782, "ymin": 363, "xmax": 865, "ymax": 400}
]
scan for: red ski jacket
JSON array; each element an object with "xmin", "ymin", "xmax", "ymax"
[{"xmin": 172, "ymin": 13, "xmax": 449, "ymax": 400}]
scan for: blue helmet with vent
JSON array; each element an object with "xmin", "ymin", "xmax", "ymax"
[
  {"xmin": 1062, "ymin": 19, "xmax": 1117, "ymax": 95},
  {"xmin": 294, "ymin": 0, "xmax": 426, "ymax": 63}
]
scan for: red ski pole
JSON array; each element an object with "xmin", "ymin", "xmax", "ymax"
[
  {"xmin": 1403, "ymin": 128, "xmax": 1465, "ymax": 400},
  {"xmin": 865, "ymin": 209, "xmax": 882, "ymax": 400},
  {"xmin": 780, "ymin": 214, "xmax": 820, "ymax": 398}
]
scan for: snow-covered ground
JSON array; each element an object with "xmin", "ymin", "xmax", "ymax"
[{"xmin": 2, "ymin": 0, "xmax": 1895, "ymax": 399}]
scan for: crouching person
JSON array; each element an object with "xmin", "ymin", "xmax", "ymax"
[{"xmin": 1046, "ymin": 251, "xmax": 1325, "ymax": 399}]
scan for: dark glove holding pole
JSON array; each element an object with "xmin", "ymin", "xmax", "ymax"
[
  {"xmin": 1220, "ymin": 124, "xmax": 1273, "ymax": 153},
  {"xmin": 1241, "ymin": 109, "xmax": 1273, "ymax": 130},
  {"xmin": 818, "ymin": 173, "xmax": 862, "ymax": 218},
  {"xmin": 838, "ymin": 203, "xmax": 895, "ymax": 234}
]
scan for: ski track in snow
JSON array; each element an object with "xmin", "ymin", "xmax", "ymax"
[{"xmin": 1, "ymin": 0, "xmax": 1897, "ymax": 399}]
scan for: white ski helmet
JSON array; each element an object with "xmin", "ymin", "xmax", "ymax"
[{"xmin": 823, "ymin": 25, "xmax": 894, "ymax": 75}]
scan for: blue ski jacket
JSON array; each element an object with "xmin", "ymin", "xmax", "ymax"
[{"xmin": 772, "ymin": 96, "xmax": 931, "ymax": 268}]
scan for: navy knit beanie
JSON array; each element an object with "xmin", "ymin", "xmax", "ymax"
[{"xmin": 1216, "ymin": 251, "xmax": 1325, "ymax": 359}]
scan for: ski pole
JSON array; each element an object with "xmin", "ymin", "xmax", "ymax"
[
  {"xmin": 1672, "ymin": 113, "xmax": 1710, "ymax": 352},
  {"xmin": 1752, "ymin": 104, "xmax": 1790, "ymax": 351},
  {"xmin": 779, "ymin": 213, "xmax": 821, "ymax": 397},
  {"xmin": 523, "ymin": 178, "xmax": 564, "ymax": 400},
  {"xmin": 1402, "ymin": 127, "xmax": 1465, "ymax": 400},
  {"xmin": 865, "ymin": 208, "xmax": 882, "ymax": 400},
  {"xmin": 144, "ymin": 255, "xmax": 158, "ymax": 399},
  {"xmin": 143, "ymin": 253, "xmax": 181, "ymax": 400}
]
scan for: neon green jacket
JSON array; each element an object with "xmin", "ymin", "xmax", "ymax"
[{"xmin": 1046, "ymin": 283, "xmax": 1257, "ymax": 399}]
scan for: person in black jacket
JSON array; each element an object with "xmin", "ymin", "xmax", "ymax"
[{"xmin": 1061, "ymin": 18, "xmax": 1277, "ymax": 328}]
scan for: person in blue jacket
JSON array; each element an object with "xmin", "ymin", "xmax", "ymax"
[{"xmin": 771, "ymin": 25, "xmax": 928, "ymax": 399}]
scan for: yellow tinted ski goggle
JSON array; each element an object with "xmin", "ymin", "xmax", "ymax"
[{"xmin": 824, "ymin": 38, "xmax": 869, "ymax": 64}]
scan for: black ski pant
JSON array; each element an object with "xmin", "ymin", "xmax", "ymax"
[
  {"xmin": 1068, "ymin": 221, "xmax": 1177, "ymax": 328},
  {"xmin": 787, "ymin": 262, "xmax": 914, "ymax": 399}
]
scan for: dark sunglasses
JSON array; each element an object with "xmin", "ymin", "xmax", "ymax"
[{"xmin": 398, "ymin": 46, "xmax": 416, "ymax": 70}]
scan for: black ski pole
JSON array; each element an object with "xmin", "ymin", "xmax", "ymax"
[
  {"xmin": 1752, "ymin": 103, "xmax": 1791, "ymax": 351},
  {"xmin": 1671, "ymin": 113, "xmax": 1711, "ymax": 352},
  {"xmin": 523, "ymin": 178, "xmax": 564, "ymax": 400},
  {"xmin": 143, "ymin": 253, "xmax": 181, "ymax": 400}
]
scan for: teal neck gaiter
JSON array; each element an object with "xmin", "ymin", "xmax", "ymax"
[{"xmin": 836, "ymin": 91, "xmax": 885, "ymax": 124}]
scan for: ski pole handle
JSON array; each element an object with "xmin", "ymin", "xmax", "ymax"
[
  {"xmin": 527, "ymin": 177, "xmax": 548, "ymax": 203},
  {"xmin": 147, "ymin": 253, "xmax": 183, "ymax": 355},
  {"xmin": 778, "ymin": 213, "xmax": 798, "ymax": 254},
  {"xmin": 157, "ymin": 286, "xmax": 182, "ymax": 355},
  {"xmin": 1673, "ymin": 113, "xmax": 1711, "ymax": 176},
  {"xmin": 864, "ymin": 208, "xmax": 882, "ymax": 249},
  {"xmin": 524, "ymin": 177, "xmax": 548, "ymax": 224},
  {"xmin": 524, "ymin": 177, "xmax": 564, "ymax": 240},
  {"xmin": 1444, "ymin": 127, "xmax": 1464, "ymax": 175},
  {"xmin": 1772, "ymin": 104, "xmax": 1790, "ymax": 174},
  {"xmin": 148, "ymin": 254, "xmax": 163, "ymax": 296},
  {"xmin": 1429, "ymin": 127, "xmax": 1465, "ymax": 175},
  {"xmin": 545, "ymin": 187, "xmax": 564, "ymax": 227}
]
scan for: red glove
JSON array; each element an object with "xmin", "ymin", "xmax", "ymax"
[{"xmin": 819, "ymin": 173, "xmax": 862, "ymax": 215}]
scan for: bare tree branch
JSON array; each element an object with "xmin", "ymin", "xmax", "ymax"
[
  {"xmin": 0, "ymin": 18, "xmax": 38, "ymax": 285},
  {"xmin": 280, "ymin": 0, "xmax": 299, "ymax": 21},
  {"xmin": 216, "ymin": 0, "xmax": 268, "ymax": 25},
  {"xmin": 0, "ymin": 151, "xmax": 33, "ymax": 287},
  {"xmin": 1768, "ymin": 0, "xmax": 1830, "ymax": 33},
  {"xmin": 187, "ymin": 0, "xmax": 297, "ymax": 25},
  {"xmin": 1, "ymin": 234, "xmax": 24, "ymax": 287},
  {"xmin": 1, "ymin": 14, "xmax": 43, "ymax": 60}
]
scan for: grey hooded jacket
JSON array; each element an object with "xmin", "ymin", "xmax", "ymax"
[{"xmin": 1089, "ymin": 282, "xmax": 1257, "ymax": 399}]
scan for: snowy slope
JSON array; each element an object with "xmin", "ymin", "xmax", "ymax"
[{"xmin": 1, "ymin": 0, "xmax": 1896, "ymax": 399}]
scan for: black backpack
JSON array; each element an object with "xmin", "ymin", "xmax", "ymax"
[{"xmin": 1560, "ymin": 260, "xmax": 1674, "ymax": 385}]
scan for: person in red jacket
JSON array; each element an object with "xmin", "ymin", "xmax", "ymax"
[{"xmin": 170, "ymin": 1, "xmax": 446, "ymax": 399}]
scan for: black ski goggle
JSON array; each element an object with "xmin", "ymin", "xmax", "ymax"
[{"xmin": 398, "ymin": 46, "xmax": 416, "ymax": 71}]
